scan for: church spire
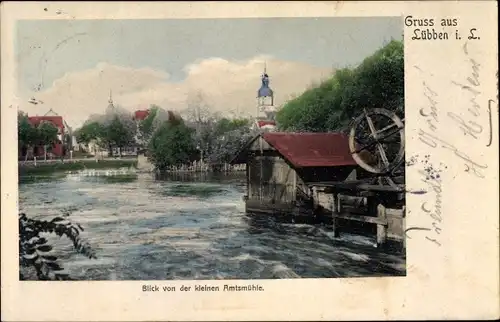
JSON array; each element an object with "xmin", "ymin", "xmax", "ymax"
[
  {"xmin": 254, "ymin": 62, "xmax": 277, "ymax": 132},
  {"xmin": 106, "ymin": 89, "xmax": 116, "ymax": 113}
]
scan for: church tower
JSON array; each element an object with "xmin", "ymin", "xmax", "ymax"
[
  {"xmin": 255, "ymin": 63, "xmax": 277, "ymax": 132},
  {"xmin": 106, "ymin": 89, "xmax": 115, "ymax": 114}
]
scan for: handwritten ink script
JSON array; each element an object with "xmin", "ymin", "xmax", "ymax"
[
  {"xmin": 406, "ymin": 17, "xmax": 496, "ymax": 247},
  {"xmin": 406, "ymin": 156, "xmax": 443, "ymax": 247},
  {"xmin": 415, "ymin": 41, "xmax": 490, "ymax": 180},
  {"xmin": 404, "ymin": 16, "xmax": 481, "ymax": 41},
  {"xmin": 487, "ymin": 70, "xmax": 499, "ymax": 147}
]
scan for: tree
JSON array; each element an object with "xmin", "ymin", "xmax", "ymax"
[
  {"xmin": 75, "ymin": 109, "xmax": 137, "ymax": 156},
  {"xmin": 148, "ymin": 121, "xmax": 197, "ymax": 171},
  {"xmin": 63, "ymin": 133, "xmax": 72, "ymax": 155},
  {"xmin": 276, "ymin": 40, "xmax": 404, "ymax": 132},
  {"xmin": 36, "ymin": 121, "xmax": 59, "ymax": 160},
  {"xmin": 137, "ymin": 105, "xmax": 178, "ymax": 147},
  {"xmin": 182, "ymin": 92, "xmax": 254, "ymax": 165},
  {"xmin": 75, "ymin": 121, "xmax": 105, "ymax": 145},
  {"xmin": 18, "ymin": 112, "xmax": 37, "ymax": 160},
  {"xmin": 331, "ymin": 40, "xmax": 404, "ymax": 126},
  {"xmin": 75, "ymin": 121, "xmax": 108, "ymax": 157},
  {"xmin": 206, "ymin": 118, "xmax": 254, "ymax": 166},
  {"xmin": 207, "ymin": 125, "xmax": 257, "ymax": 166},
  {"xmin": 183, "ymin": 91, "xmax": 220, "ymax": 161},
  {"xmin": 19, "ymin": 212, "xmax": 96, "ymax": 280},
  {"xmin": 184, "ymin": 91, "xmax": 215, "ymax": 124},
  {"xmin": 104, "ymin": 116, "xmax": 136, "ymax": 156},
  {"xmin": 214, "ymin": 117, "xmax": 250, "ymax": 136}
]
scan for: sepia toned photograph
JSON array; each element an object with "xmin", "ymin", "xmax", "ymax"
[{"xmin": 16, "ymin": 16, "xmax": 407, "ymax": 281}]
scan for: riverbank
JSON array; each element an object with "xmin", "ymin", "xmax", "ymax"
[{"xmin": 18, "ymin": 158, "xmax": 138, "ymax": 175}]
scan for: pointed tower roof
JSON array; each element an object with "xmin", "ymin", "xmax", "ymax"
[
  {"xmin": 257, "ymin": 62, "xmax": 273, "ymax": 98},
  {"xmin": 108, "ymin": 89, "xmax": 114, "ymax": 106},
  {"xmin": 106, "ymin": 89, "xmax": 116, "ymax": 114}
]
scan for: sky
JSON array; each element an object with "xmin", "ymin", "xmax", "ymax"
[{"xmin": 15, "ymin": 17, "xmax": 402, "ymax": 128}]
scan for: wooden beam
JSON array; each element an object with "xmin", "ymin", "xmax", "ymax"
[
  {"xmin": 386, "ymin": 207, "xmax": 404, "ymax": 217},
  {"xmin": 313, "ymin": 180, "xmax": 368, "ymax": 189},
  {"xmin": 312, "ymin": 177, "xmax": 405, "ymax": 193},
  {"xmin": 376, "ymin": 204, "xmax": 388, "ymax": 247},
  {"xmin": 357, "ymin": 183, "xmax": 404, "ymax": 192},
  {"xmin": 332, "ymin": 212, "xmax": 388, "ymax": 225},
  {"xmin": 332, "ymin": 193, "xmax": 340, "ymax": 237}
]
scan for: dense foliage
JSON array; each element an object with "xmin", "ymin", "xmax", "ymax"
[
  {"xmin": 73, "ymin": 99, "xmax": 254, "ymax": 170},
  {"xmin": 75, "ymin": 121, "xmax": 105, "ymax": 145},
  {"xmin": 205, "ymin": 118, "xmax": 256, "ymax": 165},
  {"xmin": 148, "ymin": 121, "xmax": 198, "ymax": 170},
  {"xmin": 105, "ymin": 116, "xmax": 136, "ymax": 150},
  {"xmin": 276, "ymin": 40, "xmax": 404, "ymax": 132},
  {"xmin": 145, "ymin": 98, "xmax": 255, "ymax": 170},
  {"xmin": 18, "ymin": 113, "xmax": 38, "ymax": 150},
  {"xmin": 75, "ymin": 109, "xmax": 136, "ymax": 156},
  {"xmin": 19, "ymin": 213, "xmax": 96, "ymax": 280},
  {"xmin": 207, "ymin": 126, "xmax": 256, "ymax": 166},
  {"xmin": 143, "ymin": 111, "xmax": 254, "ymax": 170}
]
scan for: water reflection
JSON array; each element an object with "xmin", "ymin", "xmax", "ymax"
[
  {"xmin": 155, "ymin": 171, "xmax": 247, "ymax": 186},
  {"xmin": 18, "ymin": 173, "xmax": 67, "ymax": 185}
]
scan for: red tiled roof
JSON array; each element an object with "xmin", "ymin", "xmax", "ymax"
[
  {"xmin": 262, "ymin": 132, "xmax": 357, "ymax": 167},
  {"xmin": 257, "ymin": 120, "xmax": 276, "ymax": 128},
  {"xmin": 28, "ymin": 116, "xmax": 64, "ymax": 129},
  {"xmin": 134, "ymin": 110, "xmax": 150, "ymax": 121}
]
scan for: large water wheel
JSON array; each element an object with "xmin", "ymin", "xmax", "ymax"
[{"xmin": 348, "ymin": 108, "xmax": 405, "ymax": 176}]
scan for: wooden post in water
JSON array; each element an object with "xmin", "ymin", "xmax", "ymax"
[
  {"xmin": 332, "ymin": 191, "xmax": 340, "ymax": 238},
  {"xmin": 312, "ymin": 186, "xmax": 318, "ymax": 210},
  {"xmin": 376, "ymin": 203, "xmax": 387, "ymax": 247}
]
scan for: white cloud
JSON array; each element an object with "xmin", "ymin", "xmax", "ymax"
[{"xmin": 19, "ymin": 57, "xmax": 333, "ymax": 128}]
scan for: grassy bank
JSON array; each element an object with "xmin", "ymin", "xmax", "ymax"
[{"xmin": 19, "ymin": 159, "xmax": 138, "ymax": 175}]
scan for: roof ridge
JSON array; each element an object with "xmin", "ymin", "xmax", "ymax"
[{"xmin": 261, "ymin": 131, "xmax": 356, "ymax": 168}]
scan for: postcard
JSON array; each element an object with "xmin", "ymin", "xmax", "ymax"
[{"xmin": 1, "ymin": 1, "xmax": 498, "ymax": 321}]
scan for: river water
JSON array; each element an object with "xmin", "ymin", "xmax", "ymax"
[{"xmin": 19, "ymin": 169, "xmax": 405, "ymax": 280}]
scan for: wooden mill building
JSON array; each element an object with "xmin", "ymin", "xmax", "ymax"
[
  {"xmin": 231, "ymin": 131, "xmax": 406, "ymax": 247},
  {"xmin": 230, "ymin": 132, "xmax": 369, "ymax": 220}
]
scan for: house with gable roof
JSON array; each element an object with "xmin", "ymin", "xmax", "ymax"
[{"xmin": 26, "ymin": 108, "xmax": 73, "ymax": 158}]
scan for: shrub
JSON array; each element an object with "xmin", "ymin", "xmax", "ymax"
[
  {"xmin": 276, "ymin": 40, "xmax": 404, "ymax": 132},
  {"xmin": 19, "ymin": 213, "xmax": 96, "ymax": 280}
]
